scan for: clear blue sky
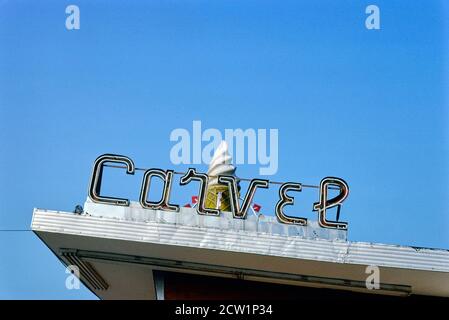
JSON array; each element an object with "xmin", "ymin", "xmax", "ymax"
[{"xmin": 0, "ymin": 0, "xmax": 448, "ymax": 299}]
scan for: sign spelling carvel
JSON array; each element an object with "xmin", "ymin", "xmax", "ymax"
[{"xmin": 88, "ymin": 154, "xmax": 350, "ymax": 230}]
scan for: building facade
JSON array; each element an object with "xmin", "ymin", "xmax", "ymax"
[{"xmin": 31, "ymin": 199, "xmax": 449, "ymax": 300}]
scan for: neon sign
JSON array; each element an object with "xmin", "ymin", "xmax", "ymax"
[{"xmin": 88, "ymin": 154, "xmax": 350, "ymax": 230}]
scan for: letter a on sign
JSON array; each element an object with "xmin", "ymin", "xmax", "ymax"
[{"xmin": 139, "ymin": 169, "xmax": 179, "ymax": 212}]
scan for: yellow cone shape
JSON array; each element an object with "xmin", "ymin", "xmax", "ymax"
[{"xmin": 205, "ymin": 141, "xmax": 238, "ymax": 211}]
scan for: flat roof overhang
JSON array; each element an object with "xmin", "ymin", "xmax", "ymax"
[{"xmin": 31, "ymin": 206, "xmax": 449, "ymax": 300}]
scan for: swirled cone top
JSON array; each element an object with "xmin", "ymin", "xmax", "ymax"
[
  {"xmin": 207, "ymin": 141, "xmax": 236, "ymax": 186},
  {"xmin": 205, "ymin": 141, "xmax": 237, "ymax": 211}
]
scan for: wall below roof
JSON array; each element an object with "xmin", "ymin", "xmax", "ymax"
[
  {"xmin": 159, "ymin": 271, "xmax": 448, "ymax": 302},
  {"xmin": 31, "ymin": 208, "xmax": 449, "ymax": 298}
]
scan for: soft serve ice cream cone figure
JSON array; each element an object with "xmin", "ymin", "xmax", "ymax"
[{"xmin": 206, "ymin": 141, "xmax": 239, "ymax": 211}]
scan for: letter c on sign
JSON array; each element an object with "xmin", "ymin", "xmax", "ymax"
[{"xmin": 88, "ymin": 154, "xmax": 135, "ymax": 206}]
